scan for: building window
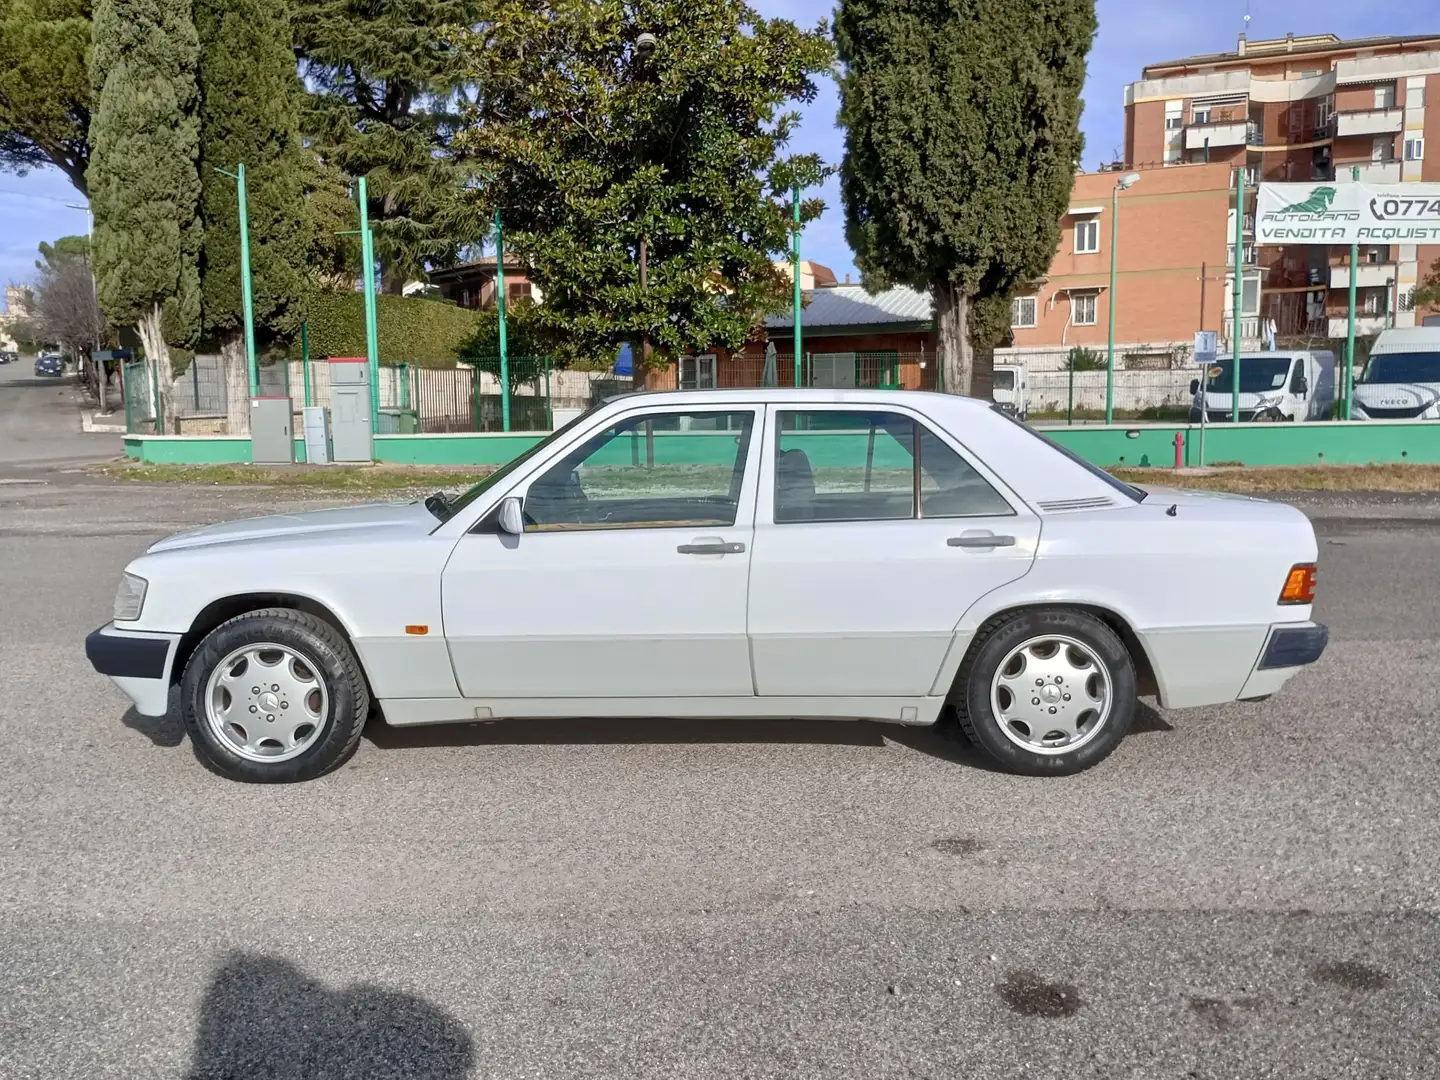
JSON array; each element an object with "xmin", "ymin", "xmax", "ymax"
[
  {"xmin": 1375, "ymin": 84, "xmax": 1397, "ymax": 110},
  {"xmin": 1405, "ymin": 138, "xmax": 1425, "ymax": 161},
  {"xmin": 1192, "ymin": 105, "xmax": 1211, "ymax": 125},
  {"xmin": 1010, "ymin": 296, "xmax": 1037, "ymax": 328},
  {"xmin": 1072, "ymin": 293, "xmax": 1097, "ymax": 326},
  {"xmin": 507, "ymin": 281, "xmax": 533, "ymax": 304},
  {"xmin": 1074, "ymin": 219, "xmax": 1100, "ymax": 254},
  {"xmin": 1363, "ymin": 292, "xmax": 1381, "ymax": 316},
  {"xmin": 1165, "ymin": 115, "xmax": 1183, "ymax": 131},
  {"xmin": 1413, "ymin": 86, "xmax": 1427, "ymax": 108}
]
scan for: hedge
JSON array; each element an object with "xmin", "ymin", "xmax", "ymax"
[{"xmin": 298, "ymin": 293, "xmax": 485, "ymax": 367}]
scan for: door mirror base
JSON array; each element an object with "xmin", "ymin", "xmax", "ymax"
[{"xmin": 497, "ymin": 497, "xmax": 525, "ymax": 536}]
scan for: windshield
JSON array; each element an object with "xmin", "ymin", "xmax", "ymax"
[
  {"xmin": 1203, "ymin": 357, "xmax": 1293, "ymax": 394},
  {"xmin": 429, "ymin": 402, "xmax": 606, "ymax": 522},
  {"xmin": 1358, "ymin": 351, "xmax": 1440, "ymax": 385},
  {"xmin": 992, "ymin": 370, "xmax": 1016, "ymax": 391}
]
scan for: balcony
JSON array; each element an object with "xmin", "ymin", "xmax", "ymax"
[
  {"xmin": 1336, "ymin": 49, "xmax": 1440, "ymax": 86},
  {"xmin": 1190, "ymin": 119, "xmax": 1259, "ymax": 149},
  {"xmin": 1221, "ymin": 314, "xmax": 1262, "ymax": 347},
  {"xmin": 1348, "ymin": 160, "xmax": 1401, "ymax": 183},
  {"xmin": 1330, "ymin": 263, "xmax": 1396, "ymax": 289},
  {"xmin": 1335, "ymin": 108, "xmax": 1404, "ymax": 138},
  {"xmin": 1328, "ymin": 315, "xmax": 1387, "ymax": 337}
]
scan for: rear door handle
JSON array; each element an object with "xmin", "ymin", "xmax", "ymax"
[
  {"xmin": 948, "ymin": 533, "xmax": 1016, "ymax": 549},
  {"xmin": 677, "ymin": 540, "xmax": 746, "ymax": 555}
]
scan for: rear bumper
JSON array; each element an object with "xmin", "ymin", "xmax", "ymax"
[
  {"xmin": 1238, "ymin": 621, "xmax": 1328, "ymax": 701},
  {"xmin": 86, "ymin": 623, "xmax": 180, "ymax": 716}
]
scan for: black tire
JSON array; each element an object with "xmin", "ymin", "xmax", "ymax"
[
  {"xmin": 953, "ymin": 608, "xmax": 1136, "ymax": 777},
  {"xmin": 180, "ymin": 608, "xmax": 369, "ymax": 783}
]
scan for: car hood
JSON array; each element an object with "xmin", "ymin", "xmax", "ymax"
[{"xmin": 146, "ymin": 501, "xmax": 438, "ymax": 553}]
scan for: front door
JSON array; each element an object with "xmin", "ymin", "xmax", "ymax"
[
  {"xmin": 442, "ymin": 406, "xmax": 762, "ymax": 700},
  {"xmin": 747, "ymin": 405, "xmax": 1040, "ymax": 697}
]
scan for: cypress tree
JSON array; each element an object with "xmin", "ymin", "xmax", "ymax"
[
  {"xmin": 196, "ymin": 0, "xmax": 308, "ymax": 429},
  {"xmin": 89, "ymin": 0, "xmax": 202, "ymax": 426},
  {"xmin": 836, "ymin": 0, "xmax": 1096, "ymax": 394}
]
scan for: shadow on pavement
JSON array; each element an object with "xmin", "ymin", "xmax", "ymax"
[
  {"xmin": 121, "ymin": 686, "xmax": 186, "ymax": 748},
  {"xmin": 185, "ymin": 953, "xmax": 473, "ymax": 1080}
]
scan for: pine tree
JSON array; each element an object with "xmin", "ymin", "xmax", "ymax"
[
  {"xmin": 89, "ymin": 0, "xmax": 203, "ymax": 430},
  {"xmin": 196, "ymin": 0, "xmax": 308, "ymax": 430},
  {"xmin": 296, "ymin": 0, "xmax": 485, "ymax": 291},
  {"xmin": 0, "ymin": 0, "xmax": 93, "ymax": 193},
  {"xmin": 836, "ymin": 0, "xmax": 1095, "ymax": 395}
]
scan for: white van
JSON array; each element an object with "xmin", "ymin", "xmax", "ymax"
[
  {"xmin": 1352, "ymin": 328, "xmax": 1440, "ymax": 420},
  {"xmin": 1188, "ymin": 350, "xmax": 1336, "ymax": 423},
  {"xmin": 991, "ymin": 363, "xmax": 1027, "ymax": 419}
]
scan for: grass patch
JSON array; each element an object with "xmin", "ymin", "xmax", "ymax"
[
  {"xmin": 93, "ymin": 461, "xmax": 494, "ymax": 493},
  {"xmin": 1112, "ymin": 463, "xmax": 1440, "ymax": 493}
]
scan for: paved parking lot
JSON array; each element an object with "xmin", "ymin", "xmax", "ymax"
[{"xmin": 1, "ymin": 369, "xmax": 1437, "ymax": 1078}]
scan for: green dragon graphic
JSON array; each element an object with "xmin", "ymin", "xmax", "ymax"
[{"xmin": 1279, "ymin": 186, "xmax": 1337, "ymax": 213}]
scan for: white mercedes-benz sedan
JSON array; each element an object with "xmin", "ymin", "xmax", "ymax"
[{"xmin": 87, "ymin": 389, "xmax": 1326, "ymax": 783}]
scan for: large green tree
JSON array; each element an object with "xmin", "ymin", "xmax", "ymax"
[
  {"xmin": 89, "ymin": 0, "xmax": 202, "ymax": 428},
  {"xmin": 196, "ymin": 0, "xmax": 308, "ymax": 430},
  {"xmin": 0, "ymin": 0, "xmax": 92, "ymax": 192},
  {"xmin": 295, "ymin": 0, "xmax": 485, "ymax": 291},
  {"xmin": 836, "ymin": 0, "xmax": 1095, "ymax": 395},
  {"xmin": 454, "ymin": 0, "xmax": 832, "ymax": 376}
]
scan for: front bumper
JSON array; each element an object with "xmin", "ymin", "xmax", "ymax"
[
  {"xmin": 1238, "ymin": 621, "xmax": 1328, "ymax": 701},
  {"xmin": 86, "ymin": 623, "xmax": 181, "ymax": 716}
]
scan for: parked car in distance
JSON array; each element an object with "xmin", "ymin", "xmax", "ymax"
[
  {"xmin": 34, "ymin": 353, "xmax": 64, "ymax": 377},
  {"xmin": 87, "ymin": 389, "xmax": 1327, "ymax": 784},
  {"xmin": 1189, "ymin": 350, "xmax": 1336, "ymax": 423},
  {"xmin": 0, "ymin": 349, "xmax": 18, "ymax": 364},
  {"xmin": 990, "ymin": 363, "xmax": 1028, "ymax": 420},
  {"xmin": 1351, "ymin": 327, "xmax": 1440, "ymax": 420}
]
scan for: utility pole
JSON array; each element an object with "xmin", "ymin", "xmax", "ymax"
[
  {"xmin": 1344, "ymin": 164, "xmax": 1359, "ymax": 420},
  {"xmin": 638, "ymin": 235, "xmax": 649, "ymax": 392},
  {"xmin": 213, "ymin": 164, "xmax": 258, "ymax": 397},
  {"xmin": 792, "ymin": 184, "xmax": 803, "ymax": 387},
  {"xmin": 1230, "ymin": 166, "xmax": 1245, "ymax": 423},
  {"xmin": 357, "ymin": 176, "xmax": 380, "ymax": 435},
  {"xmin": 494, "ymin": 208, "xmax": 510, "ymax": 432}
]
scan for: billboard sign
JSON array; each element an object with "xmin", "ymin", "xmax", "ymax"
[{"xmin": 1255, "ymin": 182, "xmax": 1440, "ymax": 245}]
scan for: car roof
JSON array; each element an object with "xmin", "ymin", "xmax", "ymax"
[{"xmin": 603, "ymin": 387, "xmax": 996, "ymax": 410}]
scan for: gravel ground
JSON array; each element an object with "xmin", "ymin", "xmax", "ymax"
[{"xmin": 2, "ymin": 365, "xmax": 1438, "ymax": 1078}]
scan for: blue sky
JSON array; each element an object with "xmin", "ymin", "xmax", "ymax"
[{"xmin": 0, "ymin": 1, "xmax": 1432, "ymax": 306}]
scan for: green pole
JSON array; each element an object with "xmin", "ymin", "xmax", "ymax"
[
  {"xmin": 1068, "ymin": 358, "xmax": 1075, "ymax": 425},
  {"xmin": 792, "ymin": 184, "xmax": 802, "ymax": 386},
  {"xmin": 544, "ymin": 355, "xmax": 553, "ymax": 430},
  {"xmin": 1105, "ymin": 183, "xmax": 1120, "ymax": 424},
  {"xmin": 494, "ymin": 208, "xmax": 511, "ymax": 432},
  {"xmin": 1230, "ymin": 166, "xmax": 1245, "ymax": 423},
  {"xmin": 400, "ymin": 362, "xmax": 410, "ymax": 410},
  {"xmin": 358, "ymin": 176, "xmax": 380, "ymax": 443},
  {"xmin": 237, "ymin": 163, "xmax": 258, "ymax": 398},
  {"xmin": 1344, "ymin": 164, "xmax": 1359, "ymax": 420},
  {"xmin": 300, "ymin": 321, "xmax": 312, "ymax": 409},
  {"xmin": 150, "ymin": 354, "xmax": 163, "ymax": 435}
]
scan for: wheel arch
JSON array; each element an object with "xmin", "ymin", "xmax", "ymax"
[
  {"xmin": 171, "ymin": 593, "xmax": 357, "ymax": 686},
  {"xmin": 945, "ymin": 601, "xmax": 1159, "ymax": 701}
]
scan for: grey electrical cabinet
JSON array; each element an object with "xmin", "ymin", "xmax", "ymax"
[
  {"xmin": 328, "ymin": 359, "xmax": 373, "ymax": 462},
  {"xmin": 250, "ymin": 397, "xmax": 294, "ymax": 464}
]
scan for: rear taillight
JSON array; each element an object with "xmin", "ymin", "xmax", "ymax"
[{"xmin": 1279, "ymin": 563, "xmax": 1317, "ymax": 605}]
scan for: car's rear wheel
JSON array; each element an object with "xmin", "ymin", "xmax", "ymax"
[
  {"xmin": 180, "ymin": 609, "xmax": 369, "ymax": 783},
  {"xmin": 955, "ymin": 608, "xmax": 1135, "ymax": 776}
]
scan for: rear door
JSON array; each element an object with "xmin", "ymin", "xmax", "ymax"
[{"xmin": 746, "ymin": 405, "xmax": 1040, "ymax": 698}]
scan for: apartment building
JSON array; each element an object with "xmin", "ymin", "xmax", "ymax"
[
  {"xmin": 1005, "ymin": 161, "xmax": 1239, "ymax": 361},
  {"xmin": 1125, "ymin": 31, "xmax": 1440, "ymax": 337}
]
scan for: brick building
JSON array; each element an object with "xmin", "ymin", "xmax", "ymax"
[
  {"xmin": 1005, "ymin": 162, "xmax": 1237, "ymax": 363},
  {"xmin": 1124, "ymin": 31, "xmax": 1440, "ymax": 337}
]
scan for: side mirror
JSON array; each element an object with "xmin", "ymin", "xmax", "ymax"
[
  {"xmin": 497, "ymin": 497, "xmax": 524, "ymax": 536},
  {"xmin": 1294, "ymin": 375, "xmax": 1309, "ymax": 395},
  {"xmin": 1189, "ymin": 379, "xmax": 1200, "ymax": 395}
]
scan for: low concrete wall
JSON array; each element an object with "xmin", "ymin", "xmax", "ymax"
[{"xmin": 123, "ymin": 420, "xmax": 1440, "ymax": 471}]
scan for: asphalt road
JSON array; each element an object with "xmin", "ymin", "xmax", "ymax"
[
  {"xmin": 0, "ymin": 361, "xmax": 118, "ymax": 472},
  {"xmin": 2, "ymin": 454, "xmax": 1438, "ymax": 1075}
]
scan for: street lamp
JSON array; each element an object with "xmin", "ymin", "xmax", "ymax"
[{"xmin": 1105, "ymin": 172, "xmax": 1140, "ymax": 425}]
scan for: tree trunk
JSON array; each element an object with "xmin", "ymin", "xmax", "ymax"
[
  {"xmin": 935, "ymin": 280, "xmax": 973, "ymax": 396},
  {"xmin": 221, "ymin": 335, "xmax": 251, "ymax": 435},
  {"xmin": 92, "ymin": 355, "xmax": 107, "ymax": 412},
  {"xmin": 135, "ymin": 305, "xmax": 176, "ymax": 434}
]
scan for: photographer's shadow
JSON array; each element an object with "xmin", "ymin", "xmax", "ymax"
[{"xmin": 186, "ymin": 952, "xmax": 473, "ymax": 1079}]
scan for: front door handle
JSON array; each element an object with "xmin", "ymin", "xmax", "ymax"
[
  {"xmin": 677, "ymin": 540, "xmax": 746, "ymax": 555},
  {"xmin": 948, "ymin": 533, "xmax": 1016, "ymax": 549}
]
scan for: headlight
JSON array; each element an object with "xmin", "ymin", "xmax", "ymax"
[{"xmin": 113, "ymin": 573, "xmax": 148, "ymax": 622}]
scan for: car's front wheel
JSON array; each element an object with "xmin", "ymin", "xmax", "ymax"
[
  {"xmin": 180, "ymin": 609, "xmax": 369, "ymax": 783},
  {"xmin": 954, "ymin": 608, "xmax": 1136, "ymax": 776}
]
